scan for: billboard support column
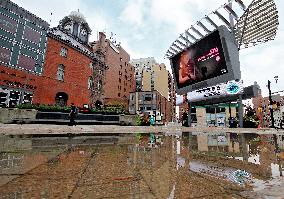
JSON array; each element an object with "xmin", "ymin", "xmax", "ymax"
[
  {"xmin": 187, "ymin": 102, "xmax": 192, "ymax": 127},
  {"xmin": 238, "ymin": 94, "xmax": 243, "ymax": 127}
]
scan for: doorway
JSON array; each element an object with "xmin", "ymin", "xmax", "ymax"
[{"xmin": 55, "ymin": 92, "xmax": 68, "ymax": 106}]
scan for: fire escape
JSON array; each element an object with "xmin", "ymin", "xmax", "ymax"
[{"xmin": 90, "ymin": 39, "xmax": 109, "ymax": 107}]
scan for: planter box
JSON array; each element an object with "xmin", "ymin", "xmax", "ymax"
[
  {"xmin": 0, "ymin": 108, "xmax": 37, "ymax": 123},
  {"xmin": 119, "ymin": 114, "xmax": 137, "ymax": 126}
]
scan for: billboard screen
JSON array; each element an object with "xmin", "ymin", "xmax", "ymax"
[{"xmin": 171, "ymin": 25, "xmax": 240, "ymax": 95}]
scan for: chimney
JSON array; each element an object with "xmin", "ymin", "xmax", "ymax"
[{"xmin": 99, "ymin": 32, "xmax": 106, "ymax": 44}]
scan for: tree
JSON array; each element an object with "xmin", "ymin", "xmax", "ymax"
[{"xmin": 243, "ymin": 105, "xmax": 259, "ymax": 128}]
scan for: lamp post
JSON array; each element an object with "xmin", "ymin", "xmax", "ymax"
[
  {"xmin": 268, "ymin": 80, "xmax": 275, "ymax": 128},
  {"xmin": 268, "ymin": 76, "xmax": 281, "ymax": 163}
]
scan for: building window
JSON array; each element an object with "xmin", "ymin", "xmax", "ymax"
[
  {"xmin": 88, "ymin": 76, "xmax": 94, "ymax": 89},
  {"xmin": 129, "ymin": 104, "xmax": 135, "ymax": 112},
  {"xmin": 119, "ymin": 78, "xmax": 121, "ymax": 83},
  {"xmin": 118, "ymin": 93, "xmax": 121, "ymax": 97},
  {"xmin": 89, "ymin": 62, "xmax": 93, "ymax": 69},
  {"xmin": 120, "ymin": 58, "xmax": 122, "ymax": 62},
  {"xmin": 60, "ymin": 47, "xmax": 67, "ymax": 57},
  {"xmin": 57, "ymin": 64, "xmax": 65, "ymax": 81},
  {"xmin": 144, "ymin": 95, "xmax": 152, "ymax": 101}
]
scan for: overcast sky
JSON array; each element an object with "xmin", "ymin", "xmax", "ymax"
[{"xmin": 12, "ymin": 0, "xmax": 284, "ymax": 97}]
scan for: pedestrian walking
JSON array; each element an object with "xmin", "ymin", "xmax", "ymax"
[{"xmin": 69, "ymin": 103, "xmax": 78, "ymax": 126}]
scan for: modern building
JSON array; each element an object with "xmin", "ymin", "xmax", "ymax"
[
  {"xmin": 92, "ymin": 32, "xmax": 135, "ymax": 110},
  {"xmin": 130, "ymin": 57, "xmax": 175, "ymax": 120},
  {"xmin": 0, "ymin": 0, "xmax": 49, "ymax": 107},
  {"xmin": 129, "ymin": 90, "xmax": 173, "ymax": 123},
  {"xmin": 0, "ymin": 0, "xmax": 105, "ymax": 108},
  {"xmin": 131, "ymin": 58, "xmax": 169, "ymax": 98}
]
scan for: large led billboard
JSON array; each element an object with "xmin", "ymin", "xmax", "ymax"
[{"xmin": 171, "ymin": 25, "xmax": 240, "ymax": 95}]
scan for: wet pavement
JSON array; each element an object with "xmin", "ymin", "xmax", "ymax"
[{"xmin": 0, "ymin": 132, "xmax": 284, "ymax": 198}]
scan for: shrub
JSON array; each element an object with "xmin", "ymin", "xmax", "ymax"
[
  {"xmin": 136, "ymin": 114, "xmax": 150, "ymax": 126},
  {"xmin": 16, "ymin": 103, "xmax": 128, "ymax": 115}
]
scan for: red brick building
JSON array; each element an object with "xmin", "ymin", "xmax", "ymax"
[
  {"xmin": 92, "ymin": 32, "xmax": 135, "ymax": 109},
  {"xmin": 0, "ymin": 1, "xmax": 105, "ymax": 108},
  {"xmin": 36, "ymin": 12, "xmax": 107, "ymax": 107}
]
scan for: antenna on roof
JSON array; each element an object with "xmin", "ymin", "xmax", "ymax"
[{"xmin": 50, "ymin": 12, "xmax": 52, "ymax": 23}]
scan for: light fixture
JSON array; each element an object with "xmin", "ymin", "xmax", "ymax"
[
  {"xmin": 169, "ymin": 47, "xmax": 179, "ymax": 53},
  {"xmin": 214, "ymin": 10, "xmax": 232, "ymax": 28},
  {"xmin": 185, "ymin": 30, "xmax": 197, "ymax": 41},
  {"xmin": 172, "ymin": 43, "xmax": 183, "ymax": 51},
  {"xmin": 176, "ymin": 40, "xmax": 187, "ymax": 48},
  {"xmin": 205, "ymin": 15, "xmax": 218, "ymax": 29},
  {"xmin": 179, "ymin": 34, "xmax": 192, "ymax": 45},
  {"xmin": 224, "ymin": 4, "xmax": 238, "ymax": 20},
  {"xmin": 190, "ymin": 26, "xmax": 203, "ymax": 37},
  {"xmin": 235, "ymin": 0, "xmax": 246, "ymax": 11},
  {"xmin": 197, "ymin": 21, "xmax": 211, "ymax": 33}
]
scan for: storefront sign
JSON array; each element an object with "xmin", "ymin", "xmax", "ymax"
[{"xmin": 176, "ymin": 80, "xmax": 243, "ymax": 105}]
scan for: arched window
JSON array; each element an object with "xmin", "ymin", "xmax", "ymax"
[{"xmin": 88, "ymin": 76, "xmax": 94, "ymax": 89}]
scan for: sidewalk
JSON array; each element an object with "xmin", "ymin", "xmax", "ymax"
[{"xmin": 1, "ymin": 123, "xmax": 284, "ymax": 136}]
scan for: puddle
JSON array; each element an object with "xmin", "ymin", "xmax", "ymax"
[{"xmin": 0, "ymin": 132, "xmax": 283, "ymax": 198}]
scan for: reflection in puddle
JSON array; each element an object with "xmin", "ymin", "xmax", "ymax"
[
  {"xmin": 0, "ymin": 132, "xmax": 283, "ymax": 198},
  {"xmin": 189, "ymin": 161, "xmax": 251, "ymax": 185}
]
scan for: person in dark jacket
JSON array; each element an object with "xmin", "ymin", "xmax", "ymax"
[{"xmin": 69, "ymin": 103, "xmax": 77, "ymax": 126}]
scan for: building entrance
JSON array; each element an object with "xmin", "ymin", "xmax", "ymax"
[{"xmin": 55, "ymin": 92, "xmax": 68, "ymax": 106}]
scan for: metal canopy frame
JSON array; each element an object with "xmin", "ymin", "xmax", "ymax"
[{"xmin": 164, "ymin": 0, "xmax": 279, "ymax": 58}]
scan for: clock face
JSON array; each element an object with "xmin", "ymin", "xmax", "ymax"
[
  {"xmin": 226, "ymin": 82, "xmax": 240, "ymax": 94},
  {"xmin": 80, "ymin": 28, "xmax": 87, "ymax": 36}
]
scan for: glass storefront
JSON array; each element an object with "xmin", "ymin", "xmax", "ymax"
[{"xmin": 0, "ymin": 87, "xmax": 33, "ymax": 108}]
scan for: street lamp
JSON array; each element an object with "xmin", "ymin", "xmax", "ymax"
[{"xmin": 267, "ymin": 76, "xmax": 278, "ymax": 128}]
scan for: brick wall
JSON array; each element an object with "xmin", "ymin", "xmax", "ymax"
[
  {"xmin": 103, "ymin": 37, "xmax": 135, "ymax": 109},
  {"xmin": 34, "ymin": 37, "xmax": 94, "ymax": 107}
]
